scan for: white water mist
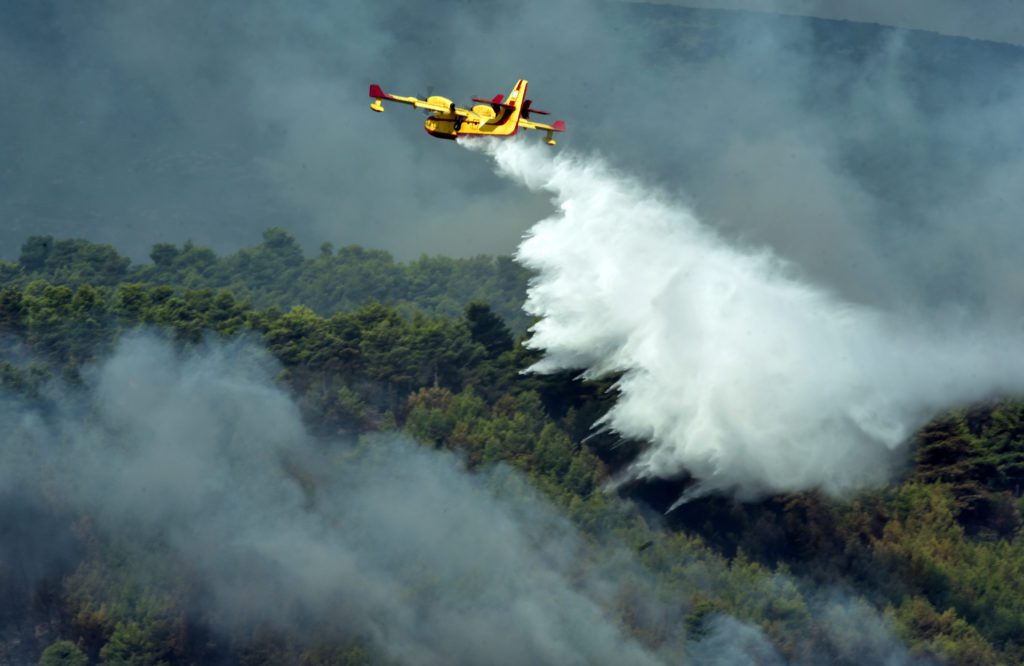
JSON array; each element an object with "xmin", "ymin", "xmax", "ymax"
[{"xmin": 479, "ymin": 139, "xmax": 1024, "ymax": 501}]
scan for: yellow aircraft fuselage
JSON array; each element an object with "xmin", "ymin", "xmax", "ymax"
[
  {"xmin": 368, "ymin": 79, "xmax": 564, "ymax": 145},
  {"xmin": 423, "ymin": 80, "xmax": 528, "ymax": 140}
]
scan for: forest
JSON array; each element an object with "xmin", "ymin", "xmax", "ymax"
[{"xmin": 2, "ymin": 231, "xmax": 1024, "ymax": 665}]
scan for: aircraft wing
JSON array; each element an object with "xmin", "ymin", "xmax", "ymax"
[
  {"xmin": 518, "ymin": 118, "xmax": 567, "ymax": 133},
  {"xmin": 369, "ymin": 84, "xmax": 475, "ymax": 117}
]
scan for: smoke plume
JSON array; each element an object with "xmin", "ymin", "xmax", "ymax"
[
  {"xmin": 3, "ymin": 333, "xmax": 672, "ymax": 665},
  {"xmin": 0, "ymin": 332, "xmax": 936, "ymax": 664},
  {"xmin": 480, "ymin": 140, "xmax": 1024, "ymax": 501}
]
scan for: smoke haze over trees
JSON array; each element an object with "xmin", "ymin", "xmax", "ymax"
[
  {"xmin": 0, "ymin": 229, "xmax": 1022, "ymax": 664},
  {"xmin": 4, "ymin": 1, "xmax": 1024, "ymax": 664}
]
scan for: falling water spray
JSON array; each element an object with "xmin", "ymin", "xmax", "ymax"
[{"xmin": 472, "ymin": 139, "xmax": 1024, "ymax": 501}]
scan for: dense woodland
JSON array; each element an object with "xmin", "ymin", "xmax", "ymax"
[
  {"xmin": 1, "ymin": 231, "xmax": 533, "ymax": 334},
  {"xmin": 2, "ymin": 232, "xmax": 1024, "ymax": 665}
]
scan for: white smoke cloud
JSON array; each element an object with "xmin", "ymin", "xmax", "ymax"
[
  {"xmin": 0, "ymin": 332, "xmax": 942, "ymax": 664},
  {"xmin": 3, "ymin": 333, "xmax": 668, "ymax": 665},
  {"xmin": 479, "ymin": 139, "xmax": 1024, "ymax": 501}
]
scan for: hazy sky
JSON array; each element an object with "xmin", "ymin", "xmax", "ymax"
[
  {"xmin": 633, "ymin": 1, "xmax": 1024, "ymax": 46},
  {"xmin": 3, "ymin": 0, "xmax": 1024, "ymax": 323}
]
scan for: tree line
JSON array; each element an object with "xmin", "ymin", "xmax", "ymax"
[{"xmin": 1, "ymin": 231, "xmax": 1023, "ymax": 664}]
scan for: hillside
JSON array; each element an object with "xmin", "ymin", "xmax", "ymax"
[{"xmin": 1, "ymin": 232, "xmax": 1023, "ymax": 664}]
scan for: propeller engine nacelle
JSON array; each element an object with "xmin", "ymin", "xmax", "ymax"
[{"xmin": 426, "ymin": 95, "xmax": 454, "ymax": 109}]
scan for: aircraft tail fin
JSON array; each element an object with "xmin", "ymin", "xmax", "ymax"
[
  {"xmin": 503, "ymin": 79, "xmax": 528, "ymax": 109},
  {"xmin": 472, "ymin": 81, "xmax": 528, "ymax": 121}
]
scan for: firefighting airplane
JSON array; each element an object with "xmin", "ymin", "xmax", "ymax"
[{"xmin": 369, "ymin": 79, "xmax": 566, "ymax": 145}]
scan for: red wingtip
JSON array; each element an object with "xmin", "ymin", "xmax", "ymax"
[
  {"xmin": 491, "ymin": 93, "xmax": 504, "ymax": 104},
  {"xmin": 552, "ymin": 120, "xmax": 566, "ymax": 132},
  {"xmin": 369, "ymin": 84, "xmax": 386, "ymax": 99}
]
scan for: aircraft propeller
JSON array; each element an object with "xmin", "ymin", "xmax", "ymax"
[{"xmin": 419, "ymin": 85, "xmax": 435, "ymax": 116}]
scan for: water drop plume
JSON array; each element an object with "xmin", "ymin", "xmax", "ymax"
[{"xmin": 474, "ymin": 139, "xmax": 1024, "ymax": 501}]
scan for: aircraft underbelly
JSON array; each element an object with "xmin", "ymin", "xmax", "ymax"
[
  {"xmin": 461, "ymin": 124, "xmax": 517, "ymax": 137},
  {"xmin": 424, "ymin": 117, "xmax": 458, "ymax": 139},
  {"xmin": 424, "ymin": 114, "xmax": 517, "ymax": 140}
]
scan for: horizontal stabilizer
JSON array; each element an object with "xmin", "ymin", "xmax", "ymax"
[
  {"xmin": 522, "ymin": 99, "xmax": 550, "ymax": 118},
  {"xmin": 472, "ymin": 95, "xmax": 515, "ymax": 110}
]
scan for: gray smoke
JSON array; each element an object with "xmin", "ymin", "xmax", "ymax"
[
  {"xmin": 2, "ymin": 333, "xmax": 662, "ymax": 665},
  {"xmin": 633, "ymin": 1, "xmax": 1024, "ymax": 46},
  {"xmin": 0, "ymin": 333, "xmax": 935, "ymax": 664}
]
